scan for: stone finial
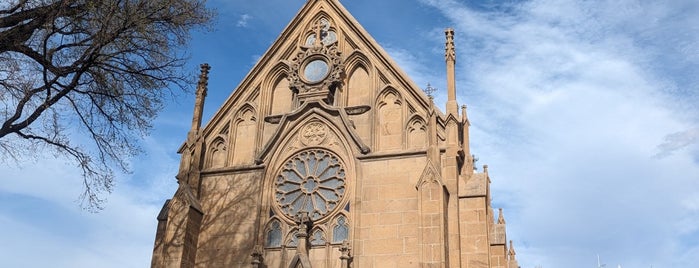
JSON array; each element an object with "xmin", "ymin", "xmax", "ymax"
[
  {"xmin": 190, "ymin": 63, "xmax": 210, "ymax": 135},
  {"xmin": 294, "ymin": 211, "xmax": 312, "ymax": 254},
  {"xmin": 497, "ymin": 208, "xmax": 506, "ymax": 224},
  {"xmin": 339, "ymin": 240, "xmax": 351, "ymax": 268},
  {"xmin": 295, "ymin": 211, "xmax": 312, "ymax": 234},
  {"xmin": 461, "ymin": 105, "xmax": 469, "ymax": 122},
  {"xmin": 508, "ymin": 240, "xmax": 517, "ymax": 258},
  {"xmin": 445, "ymin": 28, "xmax": 456, "ymax": 62},
  {"xmin": 445, "ymin": 28, "xmax": 458, "ymax": 115},
  {"xmin": 483, "ymin": 164, "xmax": 489, "ymax": 174},
  {"xmin": 251, "ymin": 246, "xmax": 263, "ymax": 268},
  {"xmin": 196, "ymin": 63, "xmax": 211, "ymax": 96}
]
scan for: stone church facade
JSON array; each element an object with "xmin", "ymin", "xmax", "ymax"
[{"xmin": 150, "ymin": 0, "xmax": 521, "ymax": 267}]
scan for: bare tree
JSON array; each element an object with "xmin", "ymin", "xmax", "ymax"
[{"xmin": 0, "ymin": 0, "xmax": 213, "ymax": 211}]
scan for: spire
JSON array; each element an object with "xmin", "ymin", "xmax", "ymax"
[
  {"xmin": 461, "ymin": 104, "xmax": 473, "ymax": 175},
  {"xmin": 508, "ymin": 240, "xmax": 520, "ymax": 268},
  {"xmin": 445, "ymin": 28, "xmax": 458, "ymax": 115},
  {"xmin": 498, "ymin": 208, "xmax": 506, "ymax": 224},
  {"xmin": 508, "ymin": 240, "xmax": 517, "ymax": 259},
  {"xmin": 190, "ymin": 63, "xmax": 210, "ymax": 135}
]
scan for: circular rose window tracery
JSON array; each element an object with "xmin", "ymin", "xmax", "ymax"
[{"xmin": 275, "ymin": 149, "xmax": 346, "ymax": 221}]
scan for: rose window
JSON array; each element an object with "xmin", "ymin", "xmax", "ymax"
[{"xmin": 275, "ymin": 149, "xmax": 346, "ymax": 221}]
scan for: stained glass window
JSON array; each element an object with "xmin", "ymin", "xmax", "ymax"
[
  {"xmin": 275, "ymin": 149, "xmax": 346, "ymax": 221},
  {"xmin": 332, "ymin": 216, "xmax": 349, "ymax": 243},
  {"xmin": 265, "ymin": 220, "xmax": 282, "ymax": 248}
]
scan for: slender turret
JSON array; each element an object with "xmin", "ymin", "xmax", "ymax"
[
  {"xmin": 461, "ymin": 104, "xmax": 474, "ymax": 175},
  {"xmin": 508, "ymin": 240, "xmax": 520, "ymax": 268},
  {"xmin": 190, "ymin": 63, "xmax": 210, "ymax": 136},
  {"xmin": 498, "ymin": 208, "xmax": 506, "ymax": 224},
  {"xmin": 445, "ymin": 28, "xmax": 458, "ymax": 115}
]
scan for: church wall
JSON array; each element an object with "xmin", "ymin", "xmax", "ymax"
[
  {"xmin": 194, "ymin": 171, "xmax": 263, "ymax": 268},
  {"xmin": 489, "ymin": 244, "xmax": 507, "ymax": 268},
  {"xmin": 160, "ymin": 196, "xmax": 188, "ymax": 268},
  {"xmin": 354, "ymin": 155, "xmax": 426, "ymax": 267},
  {"xmin": 459, "ymin": 196, "xmax": 491, "ymax": 268}
]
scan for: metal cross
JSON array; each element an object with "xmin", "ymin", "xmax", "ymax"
[{"xmin": 424, "ymin": 83, "xmax": 437, "ymax": 98}]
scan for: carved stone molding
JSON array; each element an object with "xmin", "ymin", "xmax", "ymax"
[{"xmin": 299, "ymin": 121, "xmax": 328, "ymax": 146}]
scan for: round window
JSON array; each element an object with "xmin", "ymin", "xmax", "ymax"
[
  {"xmin": 275, "ymin": 149, "xmax": 346, "ymax": 221},
  {"xmin": 302, "ymin": 59, "xmax": 329, "ymax": 83}
]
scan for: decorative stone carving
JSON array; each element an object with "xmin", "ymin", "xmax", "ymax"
[
  {"xmin": 299, "ymin": 121, "xmax": 328, "ymax": 146},
  {"xmin": 275, "ymin": 149, "xmax": 346, "ymax": 221},
  {"xmin": 288, "ymin": 17, "xmax": 344, "ymax": 104}
]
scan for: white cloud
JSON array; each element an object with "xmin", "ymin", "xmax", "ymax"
[
  {"xmin": 0, "ymin": 131, "xmax": 178, "ymax": 267},
  {"xmin": 236, "ymin": 14, "xmax": 253, "ymax": 28},
  {"xmin": 3, "ymin": 1, "xmax": 698, "ymax": 267},
  {"xmin": 655, "ymin": 128, "xmax": 699, "ymax": 158},
  {"xmin": 419, "ymin": 0, "xmax": 699, "ymax": 267}
]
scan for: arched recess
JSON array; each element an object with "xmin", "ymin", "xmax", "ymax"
[
  {"xmin": 206, "ymin": 135, "xmax": 227, "ymax": 169},
  {"xmin": 309, "ymin": 227, "xmax": 327, "ymax": 246},
  {"xmin": 285, "ymin": 228, "xmax": 299, "ymax": 247},
  {"xmin": 230, "ymin": 104, "xmax": 258, "ymax": 166},
  {"xmin": 407, "ymin": 115, "xmax": 427, "ymax": 150},
  {"xmin": 376, "ymin": 87, "xmax": 403, "ymax": 151},
  {"xmin": 345, "ymin": 54, "xmax": 373, "ymax": 145},
  {"xmin": 270, "ymin": 75, "xmax": 293, "ymax": 115},
  {"xmin": 264, "ymin": 61, "xmax": 293, "ymax": 115},
  {"xmin": 345, "ymin": 51, "xmax": 372, "ymax": 107}
]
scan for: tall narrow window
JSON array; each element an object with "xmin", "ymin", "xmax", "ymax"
[
  {"xmin": 332, "ymin": 215, "xmax": 349, "ymax": 243},
  {"xmin": 265, "ymin": 220, "xmax": 282, "ymax": 248}
]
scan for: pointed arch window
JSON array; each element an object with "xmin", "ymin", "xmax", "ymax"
[
  {"xmin": 332, "ymin": 215, "xmax": 349, "ymax": 243},
  {"xmin": 265, "ymin": 220, "xmax": 282, "ymax": 248}
]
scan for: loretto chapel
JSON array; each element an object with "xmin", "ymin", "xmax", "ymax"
[{"xmin": 150, "ymin": 0, "xmax": 522, "ymax": 267}]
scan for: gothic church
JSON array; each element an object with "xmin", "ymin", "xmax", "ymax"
[{"xmin": 150, "ymin": 0, "xmax": 521, "ymax": 267}]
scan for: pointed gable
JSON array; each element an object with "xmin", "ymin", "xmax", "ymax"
[{"xmin": 199, "ymin": 0, "xmax": 434, "ymax": 149}]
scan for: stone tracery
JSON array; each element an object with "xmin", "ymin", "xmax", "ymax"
[{"xmin": 274, "ymin": 149, "xmax": 346, "ymax": 221}]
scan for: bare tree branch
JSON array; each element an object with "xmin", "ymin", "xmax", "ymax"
[{"xmin": 0, "ymin": 0, "xmax": 213, "ymax": 211}]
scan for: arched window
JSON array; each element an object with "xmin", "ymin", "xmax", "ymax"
[
  {"xmin": 332, "ymin": 215, "xmax": 349, "ymax": 243},
  {"xmin": 265, "ymin": 220, "xmax": 282, "ymax": 248}
]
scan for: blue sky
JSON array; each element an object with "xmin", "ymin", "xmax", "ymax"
[{"xmin": 1, "ymin": 0, "xmax": 698, "ymax": 267}]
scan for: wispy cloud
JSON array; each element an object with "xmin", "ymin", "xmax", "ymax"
[
  {"xmin": 419, "ymin": 0, "xmax": 699, "ymax": 267},
  {"xmin": 236, "ymin": 14, "xmax": 253, "ymax": 28},
  {"xmin": 655, "ymin": 128, "xmax": 699, "ymax": 158},
  {"xmin": 0, "ymin": 129, "xmax": 179, "ymax": 267}
]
